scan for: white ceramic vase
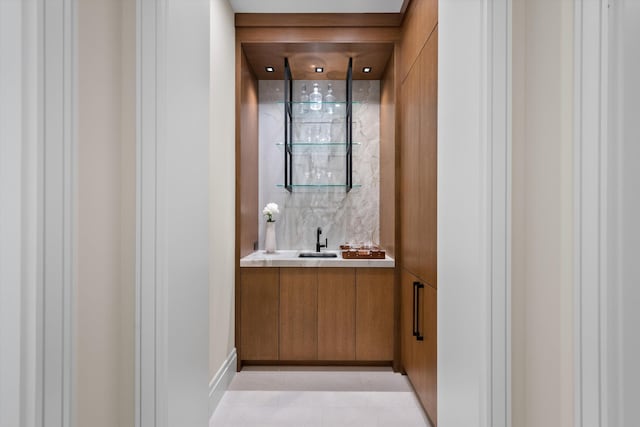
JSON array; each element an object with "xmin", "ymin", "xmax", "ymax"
[{"xmin": 265, "ymin": 221, "xmax": 276, "ymax": 253}]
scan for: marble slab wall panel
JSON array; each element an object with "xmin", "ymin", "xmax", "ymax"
[{"xmin": 258, "ymin": 80, "xmax": 381, "ymax": 251}]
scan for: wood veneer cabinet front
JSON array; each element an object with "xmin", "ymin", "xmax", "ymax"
[
  {"xmin": 356, "ymin": 268, "xmax": 394, "ymax": 361},
  {"xmin": 280, "ymin": 268, "xmax": 318, "ymax": 360},
  {"xmin": 318, "ymin": 268, "xmax": 356, "ymax": 360},
  {"xmin": 239, "ymin": 267, "xmax": 394, "ymax": 364},
  {"xmin": 240, "ymin": 268, "xmax": 279, "ymax": 361},
  {"xmin": 401, "ymin": 269, "xmax": 437, "ymax": 424},
  {"xmin": 399, "ymin": 23, "xmax": 438, "ymax": 425}
]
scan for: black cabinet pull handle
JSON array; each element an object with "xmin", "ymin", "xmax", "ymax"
[
  {"xmin": 416, "ymin": 282, "xmax": 425, "ymax": 341},
  {"xmin": 412, "ymin": 281, "xmax": 419, "ymax": 337}
]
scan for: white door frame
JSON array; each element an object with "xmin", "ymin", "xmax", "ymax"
[
  {"xmin": 1, "ymin": 1, "xmax": 77, "ymax": 426},
  {"xmin": 572, "ymin": 0, "xmax": 639, "ymax": 425},
  {"xmin": 1, "ymin": 1, "xmax": 28, "ymax": 425},
  {"xmin": 136, "ymin": 1, "xmax": 211, "ymax": 426},
  {"xmin": 438, "ymin": 0, "xmax": 511, "ymax": 425},
  {"xmin": 41, "ymin": 1, "xmax": 78, "ymax": 425},
  {"xmin": 488, "ymin": 1, "xmax": 512, "ymax": 425},
  {"xmin": 573, "ymin": 1, "xmax": 609, "ymax": 426}
]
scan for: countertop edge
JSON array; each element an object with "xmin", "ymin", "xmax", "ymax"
[{"xmin": 239, "ymin": 250, "xmax": 395, "ymax": 268}]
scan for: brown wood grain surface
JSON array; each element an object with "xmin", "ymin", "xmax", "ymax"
[
  {"xmin": 317, "ymin": 268, "xmax": 356, "ymax": 361},
  {"xmin": 279, "ymin": 268, "xmax": 318, "ymax": 360},
  {"xmin": 418, "ymin": 29, "xmax": 438, "ymax": 288},
  {"xmin": 400, "ymin": 0, "xmax": 438, "ymax": 83},
  {"xmin": 240, "ymin": 268, "xmax": 280, "ymax": 361},
  {"xmin": 237, "ymin": 50, "xmax": 259, "ymax": 259},
  {"xmin": 400, "ymin": 54, "xmax": 421, "ymax": 278},
  {"xmin": 236, "ymin": 13, "xmax": 403, "ymax": 28},
  {"xmin": 355, "ymin": 268, "xmax": 395, "ymax": 361}
]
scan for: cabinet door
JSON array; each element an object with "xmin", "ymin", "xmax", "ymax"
[
  {"xmin": 280, "ymin": 268, "xmax": 318, "ymax": 360},
  {"xmin": 240, "ymin": 268, "xmax": 279, "ymax": 361},
  {"xmin": 318, "ymin": 268, "xmax": 356, "ymax": 360},
  {"xmin": 401, "ymin": 269, "xmax": 428, "ymax": 409},
  {"xmin": 355, "ymin": 268, "xmax": 394, "ymax": 361},
  {"xmin": 418, "ymin": 29, "xmax": 438, "ymax": 288},
  {"xmin": 400, "ymin": 57, "xmax": 422, "ymax": 277},
  {"xmin": 422, "ymin": 283, "xmax": 437, "ymax": 423},
  {"xmin": 401, "ymin": 269, "xmax": 437, "ymax": 425}
]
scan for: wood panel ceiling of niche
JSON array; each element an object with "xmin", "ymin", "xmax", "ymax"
[{"xmin": 242, "ymin": 42, "xmax": 394, "ymax": 81}]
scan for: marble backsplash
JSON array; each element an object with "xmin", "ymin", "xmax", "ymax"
[{"xmin": 258, "ymin": 79, "xmax": 380, "ymax": 251}]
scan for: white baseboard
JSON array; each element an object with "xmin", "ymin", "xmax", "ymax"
[{"xmin": 209, "ymin": 348, "xmax": 237, "ymax": 417}]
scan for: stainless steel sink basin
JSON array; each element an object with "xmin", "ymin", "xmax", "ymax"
[{"xmin": 298, "ymin": 252, "xmax": 338, "ymax": 258}]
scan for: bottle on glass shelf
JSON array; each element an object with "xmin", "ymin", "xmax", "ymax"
[
  {"xmin": 324, "ymin": 83, "xmax": 335, "ymax": 114},
  {"xmin": 299, "ymin": 84, "xmax": 309, "ymax": 115},
  {"xmin": 309, "ymin": 82, "xmax": 322, "ymax": 111}
]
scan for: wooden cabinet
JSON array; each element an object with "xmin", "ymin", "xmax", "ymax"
[
  {"xmin": 356, "ymin": 268, "xmax": 394, "ymax": 361},
  {"xmin": 419, "ymin": 29, "xmax": 438, "ymax": 287},
  {"xmin": 400, "ymin": 56, "xmax": 422, "ymax": 278},
  {"xmin": 401, "ymin": 28, "xmax": 438, "ymax": 287},
  {"xmin": 422, "ymin": 282, "xmax": 437, "ymax": 420},
  {"xmin": 400, "ymin": 26, "xmax": 438, "ymax": 425},
  {"xmin": 318, "ymin": 268, "xmax": 356, "ymax": 360},
  {"xmin": 401, "ymin": 269, "xmax": 437, "ymax": 424},
  {"xmin": 239, "ymin": 267, "xmax": 394, "ymax": 364},
  {"xmin": 240, "ymin": 268, "xmax": 279, "ymax": 361},
  {"xmin": 280, "ymin": 268, "xmax": 318, "ymax": 360}
]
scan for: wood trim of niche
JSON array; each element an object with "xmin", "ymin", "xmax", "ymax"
[
  {"xmin": 235, "ymin": 45, "xmax": 259, "ymax": 370},
  {"xmin": 379, "ymin": 49, "xmax": 396, "ymax": 259},
  {"xmin": 236, "ymin": 27, "xmax": 401, "ymax": 44},
  {"xmin": 400, "ymin": 0, "xmax": 438, "ymax": 83},
  {"xmin": 237, "ymin": 49, "xmax": 259, "ymax": 260},
  {"xmin": 235, "ymin": 13, "xmax": 404, "ymax": 28}
]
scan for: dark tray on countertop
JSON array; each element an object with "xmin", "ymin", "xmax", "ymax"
[{"xmin": 340, "ymin": 245, "xmax": 386, "ymax": 259}]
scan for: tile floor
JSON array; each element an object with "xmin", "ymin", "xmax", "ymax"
[{"xmin": 209, "ymin": 367, "xmax": 432, "ymax": 427}]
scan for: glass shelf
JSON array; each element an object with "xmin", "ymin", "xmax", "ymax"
[
  {"xmin": 276, "ymin": 101, "xmax": 361, "ymax": 105},
  {"xmin": 276, "ymin": 183, "xmax": 362, "ymax": 189},
  {"xmin": 277, "ymin": 142, "xmax": 358, "ymax": 155},
  {"xmin": 281, "ymin": 101, "xmax": 360, "ymax": 121},
  {"xmin": 276, "ymin": 142, "xmax": 360, "ymax": 147},
  {"xmin": 282, "ymin": 57, "xmax": 354, "ymax": 192}
]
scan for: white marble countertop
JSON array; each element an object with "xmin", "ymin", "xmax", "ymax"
[{"xmin": 240, "ymin": 250, "xmax": 395, "ymax": 268}]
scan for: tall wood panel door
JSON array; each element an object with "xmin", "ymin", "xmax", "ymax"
[
  {"xmin": 401, "ymin": 268, "xmax": 437, "ymax": 425},
  {"xmin": 318, "ymin": 268, "xmax": 356, "ymax": 360},
  {"xmin": 355, "ymin": 268, "xmax": 394, "ymax": 361},
  {"xmin": 419, "ymin": 28, "xmax": 438, "ymax": 288},
  {"xmin": 240, "ymin": 268, "xmax": 280, "ymax": 361},
  {"xmin": 400, "ymin": 269, "xmax": 414, "ymax": 373},
  {"xmin": 280, "ymin": 268, "xmax": 318, "ymax": 360},
  {"xmin": 422, "ymin": 283, "xmax": 437, "ymax": 423},
  {"xmin": 400, "ymin": 56, "xmax": 422, "ymax": 278}
]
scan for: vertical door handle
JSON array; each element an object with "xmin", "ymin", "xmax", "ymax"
[
  {"xmin": 416, "ymin": 282, "xmax": 425, "ymax": 341},
  {"xmin": 412, "ymin": 281, "xmax": 419, "ymax": 337}
]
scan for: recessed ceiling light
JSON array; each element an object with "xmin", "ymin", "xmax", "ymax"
[
  {"xmin": 362, "ymin": 67, "xmax": 372, "ymax": 73},
  {"xmin": 315, "ymin": 67, "xmax": 324, "ymax": 73},
  {"xmin": 265, "ymin": 66, "xmax": 275, "ymax": 72}
]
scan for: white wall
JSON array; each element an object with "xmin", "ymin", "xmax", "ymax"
[
  {"xmin": 77, "ymin": 0, "xmax": 135, "ymax": 426},
  {"xmin": 209, "ymin": 0, "xmax": 236, "ymax": 379},
  {"xmin": 511, "ymin": 0, "xmax": 574, "ymax": 426}
]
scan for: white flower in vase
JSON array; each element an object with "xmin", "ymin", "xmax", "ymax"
[{"xmin": 262, "ymin": 202, "xmax": 279, "ymax": 222}]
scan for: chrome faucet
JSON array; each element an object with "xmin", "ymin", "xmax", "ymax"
[{"xmin": 316, "ymin": 227, "xmax": 328, "ymax": 252}]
